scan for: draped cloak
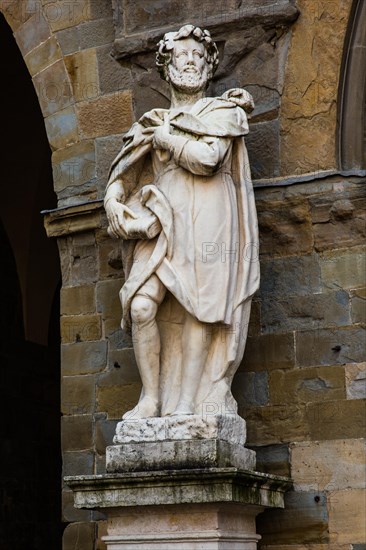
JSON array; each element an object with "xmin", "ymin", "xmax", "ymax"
[{"xmin": 106, "ymin": 93, "xmax": 260, "ymax": 415}]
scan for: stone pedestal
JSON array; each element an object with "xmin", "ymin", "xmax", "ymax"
[
  {"xmin": 108, "ymin": 414, "xmax": 256, "ymax": 472},
  {"xmin": 66, "ymin": 469, "xmax": 291, "ymax": 549},
  {"xmin": 66, "ymin": 415, "xmax": 292, "ymax": 549}
]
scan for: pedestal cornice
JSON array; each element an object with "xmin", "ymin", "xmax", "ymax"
[{"xmin": 65, "ymin": 467, "xmax": 292, "ymax": 510}]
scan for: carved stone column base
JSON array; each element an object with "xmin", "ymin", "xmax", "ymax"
[{"xmin": 66, "ymin": 468, "xmax": 292, "ymax": 550}]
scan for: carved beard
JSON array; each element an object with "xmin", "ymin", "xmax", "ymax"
[{"xmin": 167, "ymin": 64, "xmax": 209, "ymax": 94}]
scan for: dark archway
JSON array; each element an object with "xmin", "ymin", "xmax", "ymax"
[
  {"xmin": 338, "ymin": 0, "xmax": 366, "ymax": 169},
  {"xmin": 0, "ymin": 13, "xmax": 62, "ymax": 549}
]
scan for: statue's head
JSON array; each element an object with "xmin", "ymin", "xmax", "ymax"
[{"xmin": 156, "ymin": 24, "xmax": 219, "ymax": 93}]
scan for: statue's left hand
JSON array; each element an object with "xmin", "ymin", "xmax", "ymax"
[{"xmin": 221, "ymin": 88, "xmax": 255, "ymax": 114}]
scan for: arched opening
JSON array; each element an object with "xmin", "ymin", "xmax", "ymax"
[
  {"xmin": 0, "ymin": 13, "xmax": 62, "ymax": 549},
  {"xmin": 338, "ymin": 0, "xmax": 366, "ymax": 169}
]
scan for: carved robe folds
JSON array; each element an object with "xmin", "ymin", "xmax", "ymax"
[{"xmin": 107, "ymin": 92, "xmax": 259, "ymax": 416}]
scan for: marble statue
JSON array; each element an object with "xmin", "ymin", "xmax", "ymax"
[{"xmin": 104, "ymin": 24, "xmax": 259, "ymax": 420}]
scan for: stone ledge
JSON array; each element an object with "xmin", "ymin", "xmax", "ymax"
[
  {"xmin": 106, "ymin": 439, "xmax": 256, "ymax": 473},
  {"xmin": 42, "ymin": 199, "xmax": 105, "ymax": 237},
  {"xmin": 42, "ymin": 174, "xmax": 366, "ymax": 237},
  {"xmin": 65, "ymin": 468, "xmax": 292, "ymax": 509}
]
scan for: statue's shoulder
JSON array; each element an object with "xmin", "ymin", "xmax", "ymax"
[{"xmin": 194, "ymin": 89, "xmax": 254, "ymax": 120}]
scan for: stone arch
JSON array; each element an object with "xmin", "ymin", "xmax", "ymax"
[
  {"xmin": 0, "ymin": 3, "xmax": 78, "ymax": 213},
  {"xmin": 0, "ymin": 11, "xmax": 63, "ymax": 548},
  {"xmin": 0, "ymin": 10, "xmax": 62, "ymax": 346},
  {"xmin": 338, "ymin": 0, "xmax": 366, "ymax": 170},
  {"xmin": 0, "ymin": 0, "xmax": 117, "ymax": 207},
  {"xmin": 1, "ymin": 2, "xmax": 79, "ymax": 149}
]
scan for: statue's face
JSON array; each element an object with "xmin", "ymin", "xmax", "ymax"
[
  {"xmin": 172, "ymin": 37, "xmax": 206, "ymax": 75},
  {"xmin": 168, "ymin": 37, "xmax": 209, "ymax": 93}
]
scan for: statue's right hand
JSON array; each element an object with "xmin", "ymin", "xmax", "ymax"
[{"xmin": 105, "ymin": 198, "xmax": 137, "ymax": 239}]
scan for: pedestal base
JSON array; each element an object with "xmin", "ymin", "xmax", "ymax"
[
  {"xmin": 108, "ymin": 414, "xmax": 255, "ymax": 472},
  {"xmin": 66, "ymin": 468, "xmax": 292, "ymax": 550},
  {"xmin": 107, "ymin": 439, "xmax": 256, "ymax": 472},
  {"xmin": 103, "ymin": 503, "xmax": 261, "ymax": 549},
  {"xmin": 66, "ymin": 416, "xmax": 291, "ymax": 549},
  {"xmin": 113, "ymin": 414, "xmax": 247, "ymax": 445}
]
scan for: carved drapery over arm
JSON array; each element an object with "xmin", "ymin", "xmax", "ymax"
[{"xmin": 166, "ymin": 134, "xmax": 232, "ymax": 176}]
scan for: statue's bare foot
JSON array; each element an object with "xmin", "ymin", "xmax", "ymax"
[
  {"xmin": 171, "ymin": 400, "xmax": 194, "ymax": 416},
  {"xmin": 122, "ymin": 396, "xmax": 158, "ymax": 420}
]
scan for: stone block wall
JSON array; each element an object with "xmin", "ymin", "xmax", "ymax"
[
  {"xmin": 237, "ymin": 177, "xmax": 366, "ymax": 548},
  {"xmin": 2, "ymin": 0, "xmax": 132, "ymax": 208},
  {"xmin": 58, "ymin": 225, "xmax": 131, "ymax": 545},
  {"xmin": 280, "ymin": 0, "xmax": 352, "ymax": 174},
  {"xmin": 0, "ymin": 1, "xmax": 365, "ymax": 549}
]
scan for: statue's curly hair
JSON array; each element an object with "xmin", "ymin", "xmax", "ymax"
[{"xmin": 156, "ymin": 24, "xmax": 219, "ymax": 83}]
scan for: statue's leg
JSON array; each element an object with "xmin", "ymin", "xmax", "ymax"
[
  {"xmin": 123, "ymin": 275, "xmax": 166, "ymax": 420},
  {"xmin": 172, "ymin": 313, "xmax": 210, "ymax": 415}
]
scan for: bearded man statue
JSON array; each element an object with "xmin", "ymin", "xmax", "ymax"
[{"xmin": 104, "ymin": 24, "xmax": 259, "ymax": 420}]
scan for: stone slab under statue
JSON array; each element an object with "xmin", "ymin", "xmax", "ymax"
[
  {"xmin": 67, "ymin": 24, "xmax": 291, "ymax": 550},
  {"xmin": 108, "ymin": 414, "xmax": 256, "ymax": 472}
]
